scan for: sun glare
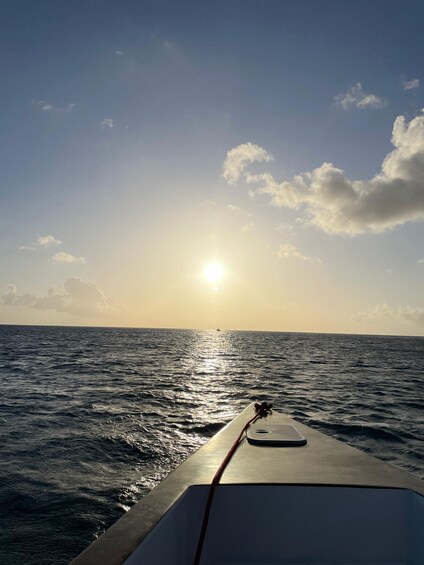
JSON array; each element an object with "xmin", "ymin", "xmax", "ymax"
[{"xmin": 203, "ymin": 261, "xmax": 224, "ymax": 284}]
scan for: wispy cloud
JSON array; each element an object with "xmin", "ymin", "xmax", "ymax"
[
  {"xmin": 32, "ymin": 100, "xmax": 76, "ymax": 113},
  {"xmin": 224, "ymin": 111, "xmax": 424, "ymax": 235},
  {"xmin": 50, "ymin": 252, "xmax": 85, "ymax": 264},
  {"xmin": 115, "ymin": 50, "xmax": 124, "ymax": 56},
  {"xmin": 2, "ymin": 278, "xmax": 118, "ymax": 318},
  {"xmin": 19, "ymin": 235, "xmax": 61, "ymax": 251},
  {"xmin": 353, "ymin": 303, "xmax": 392, "ymax": 322},
  {"xmin": 241, "ymin": 222, "xmax": 255, "ymax": 232},
  {"xmin": 101, "ymin": 118, "xmax": 114, "ymax": 129},
  {"xmin": 223, "ymin": 143, "xmax": 273, "ymax": 185},
  {"xmin": 162, "ymin": 40, "xmax": 185, "ymax": 62},
  {"xmin": 275, "ymin": 223, "xmax": 295, "ymax": 233},
  {"xmin": 227, "ymin": 204, "xmax": 251, "ymax": 217},
  {"xmin": 402, "ymin": 79, "xmax": 420, "ymax": 91},
  {"xmin": 335, "ymin": 82, "xmax": 388, "ymax": 110},
  {"xmin": 400, "ymin": 306, "xmax": 424, "ymax": 323},
  {"xmin": 353, "ymin": 303, "xmax": 424, "ymax": 325},
  {"xmin": 277, "ymin": 243, "xmax": 321, "ymax": 263}
]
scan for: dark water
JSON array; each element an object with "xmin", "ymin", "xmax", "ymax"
[{"xmin": 0, "ymin": 325, "xmax": 423, "ymax": 564}]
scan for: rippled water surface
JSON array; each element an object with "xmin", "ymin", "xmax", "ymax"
[{"xmin": 0, "ymin": 325, "xmax": 423, "ymax": 563}]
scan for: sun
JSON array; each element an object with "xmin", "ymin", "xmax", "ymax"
[{"xmin": 203, "ymin": 261, "xmax": 224, "ymax": 284}]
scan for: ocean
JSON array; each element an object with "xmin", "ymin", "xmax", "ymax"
[{"xmin": 0, "ymin": 325, "xmax": 423, "ymax": 564}]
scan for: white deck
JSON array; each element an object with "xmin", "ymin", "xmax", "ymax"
[{"xmin": 124, "ymin": 484, "xmax": 424, "ymax": 565}]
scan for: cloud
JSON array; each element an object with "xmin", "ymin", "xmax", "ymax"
[
  {"xmin": 335, "ymin": 82, "xmax": 388, "ymax": 110},
  {"xmin": 35, "ymin": 278, "xmax": 113, "ymax": 317},
  {"xmin": 353, "ymin": 303, "xmax": 424, "ymax": 325},
  {"xmin": 58, "ymin": 104, "xmax": 76, "ymax": 113},
  {"xmin": 277, "ymin": 243, "xmax": 321, "ymax": 263},
  {"xmin": 5, "ymin": 283, "xmax": 16, "ymax": 294},
  {"xmin": 32, "ymin": 100, "xmax": 76, "ymax": 113},
  {"xmin": 50, "ymin": 252, "xmax": 86, "ymax": 264},
  {"xmin": 101, "ymin": 118, "xmax": 114, "ymax": 129},
  {"xmin": 38, "ymin": 102, "xmax": 53, "ymax": 111},
  {"xmin": 19, "ymin": 234, "xmax": 62, "ymax": 252},
  {"xmin": 227, "ymin": 204, "xmax": 252, "ymax": 217},
  {"xmin": 1, "ymin": 284, "xmax": 35, "ymax": 306},
  {"xmin": 33, "ymin": 290, "xmax": 68, "ymax": 311},
  {"xmin": 115, "ymin": 50, "xmax": 124, "ymax": 56},
  {"xmin": 403, "ymin": 79, "xmax": 420, "ymax": 91},
  {"xmin": 162, "ymin": 40, "xmax": 185, "ymax": 60},
  {"xmin": 225, "ymin": 111, "xmax": 424, "ymax": 235},
  {"xmin": 400, "ymin": 306, "xmax": 424, "ymax": 323},
  {"xmin": 37, "ymin": 235, "xmax": 62, "ymax": 247},
  {"xmin": 33, "ymin": 278, "xmax": 109, "ymax": 317},
  {"xmin": 227, "ymin": 204, "xmax": 254, "ymax": 230},
  {"xmin": 223, "ymin": 142, "xmax": 273, "ymax": 185},
  {"xmin": 417, "ymin": 258, "xmax": 424, "ymax": 264},
  {"xmin": 275, "ymin": 223, "xmax": 295, "ymax": 233},
  {"xmin": 2, "ymin": 278, "xmax": 118, "ymax": 318},
  {"xmin": 199, "ymin": 199, "xmax": 217, "ymax": 209},
  {"xmin": 353, "ymin": 303, "xmax": 393, "ymax": 322}
]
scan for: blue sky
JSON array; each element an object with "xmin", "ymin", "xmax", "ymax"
[{"xmin": 1, "ymin": 0, "xmax": 424, "ymax": 334}]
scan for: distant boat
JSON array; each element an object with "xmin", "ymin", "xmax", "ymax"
[{"xmin": 71, "ymin": 403, "xmax": 424, "ymax": 564}]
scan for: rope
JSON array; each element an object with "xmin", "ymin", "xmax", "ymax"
[{"xmin": 193, "ymin": 401, "xmax": 272, "ymax": 565}]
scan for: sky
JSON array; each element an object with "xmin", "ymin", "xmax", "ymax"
[{"xmin": 1, "ymin": 0, "xmax": 424, "ymax": 335}]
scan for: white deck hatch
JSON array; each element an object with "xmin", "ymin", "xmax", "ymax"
[{"xmin": 124, "ymin": 484, "xmax": 424, "ymax": 565}]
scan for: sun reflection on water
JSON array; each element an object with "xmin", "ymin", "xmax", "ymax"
[{"xmin": 176, "ymin": 330, "xmax": 243, "ymax": 424}]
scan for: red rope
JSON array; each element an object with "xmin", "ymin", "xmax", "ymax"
[{"xmin": 193, "ymin": 402, "xmax": 272, "ymax": 565}]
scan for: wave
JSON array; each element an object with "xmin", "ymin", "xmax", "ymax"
[
  {"xmin": 307, "ymin": 418, "xmax": 407, "ymax": 443},
  {"xmin": 188, "ymin": 422, "xmax": 226, "ymax": 436}
]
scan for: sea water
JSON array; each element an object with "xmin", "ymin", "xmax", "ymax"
[{"xmin": 0, "ymin": 325, "xmax": 423, "ymax": 564}]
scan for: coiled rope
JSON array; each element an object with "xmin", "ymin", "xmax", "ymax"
[{"xmin": 193, "ymin": 401, "xmax": 272, "ymax": 565}]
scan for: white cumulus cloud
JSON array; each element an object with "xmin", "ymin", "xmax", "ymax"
[
  {"xmin": 224, "ymin": 111, "xmax": 424, "ymax": 235},
  {"xmin": 38, "ymin": 235, "xmax": 62, "ymax": 247},
  {"xmin": 1, "ymin": 284, "xmax": 35, "ymax": 306},
  {"xmin": 50, "ymin": 252, "xmax": 86, "ymax": 264},
  {"xmin": 223, "ymin": 142, "xmax": 273, "ymax": 185},
  {"xmin": 403, "ymin": 79, "xmax": 420, "ymax": 91},
  {"xmin": 2, "ymin": 278, "xmax": 119, "ymax": 318},
  {"xmin": 335, "ymin": 82, "xmax": 388, "ymax": 110},
  {"xmin": 35, "ymin": 278, "xmax": 112, "ymax": 317}
]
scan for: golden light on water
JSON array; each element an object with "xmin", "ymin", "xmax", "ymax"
[{"xmin": 203, "ymin": 261, "xmax": 224, "ymax": 285}]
